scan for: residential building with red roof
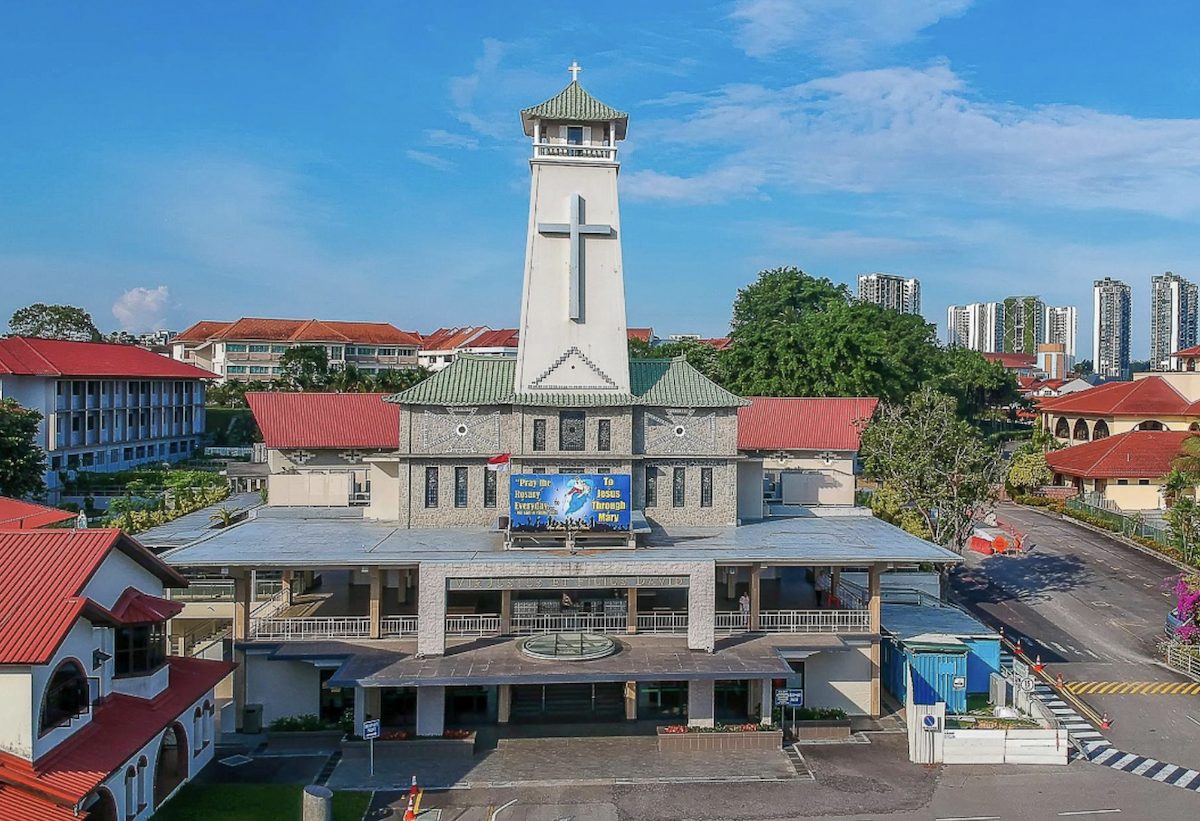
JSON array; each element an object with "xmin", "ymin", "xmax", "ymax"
[
  {"xmin": 0, "ymin": 337, "xmax": 214, "ymax": 490},
  {"xmin": 737, "ymin": 397, "xmax": 879, "ymax": 506},
  {"xmin": 0, "ymin": 496, "xmax": 76, "ymax": 530},
  {"xmin": 246, "ymin": 392, "xmax": 400, "ymax": 506},
  {"xmin": 0, "ymin": 528, "xmax": 233, "ymax": 820},
  {"xmin": 172, "ymin": 318, "xmax": 422, "ymax": 383},
  {"xmin": 1038, "ymin": 373, "xmax": 1200, "ymax": 445},
  {"xmin": 982, "ymin": 351, "xmax": 1040, "ymax": 377},
  {"xmin": 1045, "ymin": 430, "xmax": 1194, "ymax": 511}
]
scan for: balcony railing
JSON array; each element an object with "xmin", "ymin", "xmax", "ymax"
[
  {"xmin": 636, "ymin": 611, "xmax": 689, "ymax": 634},
  {"xmin": 510, "ymin": 613, "xmax": 627, "ymax": 635},
  {"xmin": 446, "ymin": 614, "xmax": 501, "ymax": 636},
  {"xmin": 250, "ymin": 616, "xmax": 370, "ymax": 640},
  {"xmin": 381, "ymin": 616, "xmax": 418, "ymax": 637},
  {"xmin": 715, "ymin": 609, "xmax": 872, "ymax": 634},
  {"xmin": 533, "ymin": 144, "xmax": 617, "ymax": 161}
]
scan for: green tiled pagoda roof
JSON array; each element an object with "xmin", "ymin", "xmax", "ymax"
[
  {"xmin": 386, "ymin": 354, "xmax": 747, "ymax": 408},
  {"xmin": 520, "ymin": 81, "xmax": 629, "ymax": 137}
]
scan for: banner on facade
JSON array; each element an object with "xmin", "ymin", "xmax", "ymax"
[{"xmin": 509, "ymin": 473, "xmax": 631, "ymax": 532}]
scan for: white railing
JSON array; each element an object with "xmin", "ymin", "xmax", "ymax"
[
  {"xmin": 381, "ymin": 616, "xmax": 418, "ymax": 637},
  {"xmin": 715, "ymin": 609, "xmax": 872, "ymax": 634},
  {"xmin": 636, "ymin": 611, "xmax": 689, "ymax": 634},
  {"xmin": 510, "ymin": 613, "xmax": 627, "ymax": 635},
  {"xmin": 446, "ymin": 614, "xmax": 501, "ymax": 636},
  {"xmin": 1165, "ymin": 641, "xmax": 1200, "ymax": 681},
  {"xmin": 250, "ymin": 616, "xmax": 370, "ymax": 640},
  {"xmin": 533, "ymin": 144, "xmax": 617, "ymax": 161}
]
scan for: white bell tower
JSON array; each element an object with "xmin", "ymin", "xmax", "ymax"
[{"xmin": 514, "ymin": 64, "xmax": 632, "ymax": 395}]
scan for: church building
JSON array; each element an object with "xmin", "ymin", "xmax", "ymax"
[{"xmin": 162, "ymin": 68, "xmax": 958, "ymax": 739}]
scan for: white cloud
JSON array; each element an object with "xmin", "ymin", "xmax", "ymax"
[
  {"xmin": 405, "ymin": 149, "xmax": 456, "ymax": 171},
  {"xmin": 625, "ymin": 64, "xmax": 1200, "ymax": 216},
  {"xmin": 730, "ymin": 0, "xmax": 973, "ymax": 61},
  {"xmin": 425, "ymin": 129, "xmax": 479, "ymax": 150},
  {"xmin": 112, "ymin": 285, "xmax": 169, "ymax": 332}
]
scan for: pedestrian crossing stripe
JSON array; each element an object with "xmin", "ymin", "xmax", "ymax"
[{"xmin": 1066, "ymin": 681, "xmax": 1200, "ymax": 695}]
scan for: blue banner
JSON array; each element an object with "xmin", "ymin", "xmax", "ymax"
[{"xmin": 509, "ymin": 473, "xmax": 632, "ymax": 532}]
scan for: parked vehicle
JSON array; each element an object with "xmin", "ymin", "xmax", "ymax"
[{"xmin": 1165, "ymin": 607, "xmax": 1195, "ymax": 639}]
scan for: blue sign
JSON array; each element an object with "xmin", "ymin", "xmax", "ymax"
[
  {"xmin": 362, "ymin": 719, "xmax": 381, "ymax": 740},
  {"xmin": 510, "ymin": 473, "xmax": 631, "ymax": 532},
  {"xmin": 774, "ymin": 689, "xmax": 804, "ymax": 707}
]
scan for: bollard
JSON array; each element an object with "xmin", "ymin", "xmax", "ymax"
[
  {"xmin": 302, "ymin": 785, "xmax": 333, "ymax": 821},
  {"xmin": 1100, "ymin": 713, "xmax": 1112, "ymax": 730}
]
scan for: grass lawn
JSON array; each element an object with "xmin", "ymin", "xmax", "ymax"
[{"xmin": 153, "ymin": 784, "xmax": 371, "ymax": 821}]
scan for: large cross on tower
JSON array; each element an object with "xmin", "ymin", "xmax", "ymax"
[
  {"xmin": 568, "ymin": 60, "xmax": 582, "ymax": 82},
  {"xmin": 537, "ymin": 192, "xmax": 613, "ymax": 321}
]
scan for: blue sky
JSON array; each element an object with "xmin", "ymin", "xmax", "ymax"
[{"xmin": 2, "ymin": 1, "xmax": 1199, "ymax": 357}]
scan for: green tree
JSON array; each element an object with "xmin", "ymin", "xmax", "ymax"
[
  {"xmin": 279, "ymin": 346, "xmax": 329, "ymax": 390},
  {"xmin": 1074, "ymin": 359, "xmax": 1094, "ymax": 376},
  {"xmin": 9, "ymin": 303, "xmax": 102, "ymax": 341},
  {"xmin": 1161, "ymin": 467, "xmax": 1197, "ymax": 508},
  {"xmin": 719, "ymin": 267, "xmax": 941, "ymax": 401},
  {"xmin": 1006, "ymin": 450, "xmax": 1052, "ymax": 495},
  {"xmin": 1173, "ymin": 435, "xmax": 1200, "ymax": 480},
  {"xmin": 627, "ymin": 336, "xmax": 655, "ymax": 359},
  {"xmin": 859, "ymin": 387, "xmax": 1003, "ymax": 549},
  {"xmin": 370, "ymin": 367, "xmax": 431, "ymax": 393},
  {"xmin": 0, "ymin": 399, "xmax": 47, "ymax": 497},
  {"xmin": 927, "ymin": 346, "xmax": 1020, "ymax": 419},
  {"xmin": 1165, "ymin": 498, "xmax": 1200, "ymax": 566},
  {"xmin": 652, "ymin": 339, "xmax": 723, "ymax": 383}
]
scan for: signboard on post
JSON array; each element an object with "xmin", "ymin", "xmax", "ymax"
[
  {"xmin": 922, "ymin": 714, "xmax": 938, "ymax": 732},
  {"xmin": 362, "ymin": 719, "xmax": 381, "ymax": 740},
  {"xmin": 510, "ymin": 474, "xmax": 631, "ymax": 532}
]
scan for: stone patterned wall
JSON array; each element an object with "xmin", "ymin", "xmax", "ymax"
[
  {"xmin": 514, "ymin": 406, "xmax": 634, "ymax": 456},
  {"xmin": 637, "ymin": 407, "xmax": 738, "ymax": 457},
  {"xmin": 639, "ymin": 459, "xmax": 739, "ymax": 527},
  {"xmin": 404, "ymin": 460, "xmax": 506, "ymax": 529},
  {"xmin": 417, "ymin": 559, "xmax": 715, "ymax": 656},
  {"xmin": 403, "ymin": 406, "xmax": 517, "ymax": 456}
]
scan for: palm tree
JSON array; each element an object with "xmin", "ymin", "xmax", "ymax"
[
  {"xmin": 1162, "ymin": 467, "xmax": 1197, "ymax": 508},
  {"xmin": 209, "ymin": 506, "xmax": 237, "ymax": 528}
]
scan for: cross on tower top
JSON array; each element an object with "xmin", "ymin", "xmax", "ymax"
[{"xmin": 568, "ymin": 61, "xmax": 582, "ymax": 82}]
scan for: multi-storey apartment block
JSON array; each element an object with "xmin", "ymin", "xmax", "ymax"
[
  {"xmin": 946, "ymin": 302, "xmax": 1004, "ymax": 352},
  {"xmin": 857, "ymin": 273, "xmax": 921, "ymax": 315},
  {"xmin": 1093, "ymin": 278, "xmax": 1132, "ymax": 379},
  {"xmin": 0, "ymin": 337, "xmax": 213, "ymax": 490},
  {"xmin": 171, "ymin": 318, "xmax": 422, "ymax": 382},
  {"xmin": 1002, "ymin": 295, "xmax": 1044, "ymax": 354},
  {"xmin": 1044, "ymin": 305, "xmax": 1078, "ymax": 361},
  {"xmin": 1150, "ymin": 272, "xmax": 1198, "ymax": 371}
]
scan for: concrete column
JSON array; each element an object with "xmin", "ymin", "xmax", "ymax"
[
  {"xmin": 353, "ymin": 686, "xmax": 381, "ymax": 736},
  {"xmin": 687, "ymin": 679, "xmax": 715, "ymax": 728},
  {"xmin": 416, "ymin": 686, "xmax": 446, "ymax": 737},
  {"xmin": 626, "ymin": 587, "xmax": 638, "ymax": 634},
  {"xmin": 830, "ymin": 568, "xmax": 841, "ymax": 607},
  {"xmin": 760, "ymin": 678, "xmax": 773, "ymax": 725},
  {"xmin": 397, "ymin": 569, "xmax": 408, "ymax": 605},
  {"xmin": 749, "ymin": 563, "xmax": 762, "ymax": 632},
  {"xmin": 724, "ymin": 565, "xmax": 736, "ymax": 599},
  {"xmin": 232, "ymin": 571, "xmax": 251, "ymax": 731},
  {"xmin": 498, "ymin": 684, "xmax": 512, "ymax": 724},
  {"xmin": 687, "ymin": 565, "xmax": 716, "ymax": 653},
  {"xmin": 368, "ymin": 568, "xmax": 383, "ymax": 640},
  {"xmin": 869, "ymin": 564, "xmax": 882, "ymax": 718},
  {"xmin": 500, "ymin": 590, "xmax": 512, "ymax": 635},
  {"xmin": 624, "ymin": 681, "xmax": 637, "ymax": 720},
  {"xmin": 417, "ymin": 565, "xmax": 447, "ymax": 657},
  {"xmin": 281, "ymin": 570, "xmax": 295, "ymax": 605}
]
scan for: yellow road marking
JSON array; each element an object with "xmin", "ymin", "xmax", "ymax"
[{"xmin": 1065, "ymin": 681, "xmax": 1200, "ymax": 695}]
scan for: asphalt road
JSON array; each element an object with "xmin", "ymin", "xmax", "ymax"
[
  {"xmin": 950, "ymin": 504, "xmax": 1200, "ymax": 772},
  {"xmin": 377, "ymin": 735, "xmax": 1200, "ymax": 819}
]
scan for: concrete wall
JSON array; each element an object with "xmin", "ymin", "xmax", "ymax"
[
  {"xmin": 804, "ymin": 644, "xmax": 873, "ymax": 716},
  {"xmin": 82, "ymin": 548, "xmax": 165, "ymax": 610},
  {"xmin": 268, "ymin": 472, "xmax": 351, "ymax": 507},
  {"xmin": 245, "ymin": 656, "xmax": 320, "ymax": 725},
  {"xmin": 365, "ymin": 461, "xmax": 401, "ymax": 521},
  {"xmin": 0, "ymin": 668, "xmax": 33, "ymax": 759},
  {"xmin": 770, "ymin": 456, "xmax": 857, "ymax": 507},
  {"xmin": 1104, "ymin": 482, "xmax": 1164, "ymax": 511},
  {"xmin": 737, "ymin": 459, "xmax": 764, "ymax": 523}
]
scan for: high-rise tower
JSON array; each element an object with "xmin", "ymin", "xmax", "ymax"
[
  {"xmin": 513, "ymin": 65, "xmax": 631, "ymax": 395},
  {"xmin": 1093, "ymin": 277, "xmax": 1132, "ymax": 379},
  {"xmin": 1150, "ymin": 271, "xmax": 1198, "ymax": 370}
]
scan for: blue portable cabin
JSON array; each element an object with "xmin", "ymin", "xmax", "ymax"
[
  {"xmin": 880, "ymin": 601, "xmax": 1001, "ymax": 711},
  {"xmin": 881, "ymin": 632, "xmax": 969, "ymax": 713}
]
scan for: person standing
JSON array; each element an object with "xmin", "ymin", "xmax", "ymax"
[{"xmin": 738, "ymin": 591, "xmax": 751, "ymax": 629}]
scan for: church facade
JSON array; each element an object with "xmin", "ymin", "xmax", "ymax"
[{"xmin": 162, "ymin": 70, "xmax": 959, "ymax": 741}]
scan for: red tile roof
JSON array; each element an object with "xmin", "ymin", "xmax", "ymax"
[
  {"xmin": 983, "ymin": 352, "xmax": 1037, "ymax": 370},
  {"xmin": 108, "ymin": 588, "xmax": 184, "ymax": 624},
  {"xmin": 174, "ymin": 318, "xmax": 421, "ymax": 346},
  {"xmin": 1039, "ymin": 376, "xmax": 1190, "ymax": 416},
  {"xmin": 0, "ymin": 657, "xmax": 235, "ymax": 809},
  {"xmin": 420, "ymin": 326, "xmax": 490, "ymax": 351},
  {"xmin": 737, "ymin": 397, "xmax": 879, "ymax": 451},
  {"xmin": 627, "ymin": 328, "xmax": 654, "ymax": 343},
  {"xmin": 0, "ymin": 529, "xmax": 186, "ymax": 665},
  {"xmin": 1045, "ymin": 430, "xmax": 1193, "ymax": 479},
  {"xmin": 699, "ymin": 337, "xmax": 732, "ymax": 351},
  {"xmin": 0, "ymin": 337, "xmax": 215, "ymax": 379},
  {"xmin": 0, "ymin": 497, "xmax": 75, "ymax": 530},
  {"xmin": 1173, "ymin": 344, "xmax": 1200, "ymax": 357},
  {"xmin": 0, "ymin": 785, "xmax": 79, "ymax": 821},
  {"xmin": 246, "ymin": 392, "xmax": 400, "ymax": 450},
  {"xmin": 468, "ymin": 328, "xmax": 520, "ymax": 348}
]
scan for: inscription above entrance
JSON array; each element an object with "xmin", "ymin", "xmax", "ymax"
[{"xmin": 447, "ymin": 575, "xmax": 690, "ymax": 591}]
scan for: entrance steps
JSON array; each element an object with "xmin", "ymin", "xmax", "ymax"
[{"xmin": 511, "ymin": 683, "xmax": 624, "ymax": 722}]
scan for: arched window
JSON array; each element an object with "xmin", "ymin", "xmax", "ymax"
[
  {"xmin": 1073, "ymin": 419, "xmax": 1090, "ymax": 441},
  {"xmin": 154, "ymin": 724, "xmax": 188, "ymax": 807},
  {"xmin": 39, "ymin": 659, "xmax": 89, "ymax": 735},
  {"xmin": 1093, "ymin": 419, "xmax": 1110, "ymax": 440},
  {"xmin": 1189, "ymin": 422, "xmax": 1200, "ymax": 432},
  {"xmin": 192, "ymin": 708, "xmax": 203, "ymax": 754},
  {"xmin": 87, "ymin": 788, "xmax": 118, "ymax": 821},
  {"xmin": 136, "ymin": 757, "xmax": 148, "ymax": 813},
  {"xmin": 203, "ymin": 701, "xmax": 214, "ymax": 748},
  {"xmin": 123, "ymin": 768, "xmax": 136, "ymax": 818},
  {"xmin": 1055, "ymin": 417, "xmax": 1070, "ymax": 439},
  {"xmin": 1135, "ymin": 420, "xmax": 1165, "ymax": 431},
  {"xmin": 1188, "ymin": 358, "xmax": 1197, "ymax": 372}
]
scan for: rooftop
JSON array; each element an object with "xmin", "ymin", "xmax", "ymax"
[
  {"xmin": 0, "ymin": 496, "xmax": 76, "ymax": 530},
  {"xmin": 246, "ymin": 392, "xmax": 400, "ymax": 450},
  {"xmin": 737, "ymin": 397, "xmax": 878, "ymax": 451},
  {"xmin": 1045, "ymin": 429, "xmax": 1192, "ymax": 479},
  {"xmin": 1039, "ymin": 375, "xmax": 1191, "ymax": 416},
  {"xmin": 0, "ymin": 337, "xmax": 215, "ymax": 379},
  {"xmin": 982, "ymin": 352, "xmax": 1037, "ymax": 370},
  {"xmin": 174, "ymin": 318, "xmax": 422, "ymax": 346},
  {"xmin": 160, "ymin": 506, "xmax": 961, "ymax": 569},
  {"xmin": 881, "ymin": 601, "xmax": 996, "ymax": 644},
  {"xmin": 387, "ymin": 353, "xmax": 748, "ymax": 408},
  {"xmin": 520, "ymin": 80, "xmax": 628, "ymax": 139}
]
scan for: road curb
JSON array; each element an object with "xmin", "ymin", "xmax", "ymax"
[{"xmin": 1013, "ymin": 503, "xmax": 1197, "ymax": 574}]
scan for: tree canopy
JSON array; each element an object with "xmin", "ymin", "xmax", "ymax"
[
  {"xmin": 0, "ymin": 399, "xmax": 47, "ymax": 497},
  {"xmin": 9, "ymin": 303, "xmax": 102, "ymax": 341},
  {"xmin": 859, "ymin": 387, "xmax": 1002, "ymax": 548}
]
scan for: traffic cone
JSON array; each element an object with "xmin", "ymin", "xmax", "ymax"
[
  {"xmin": 1033, "ymin": 655, "xmax": 1044, "ymax": 672},
  {"xmin": 403, "ymin": 776, "xmax": 421, "ymax": 821},
  {"xmin": 1015, "ymin": 638, "xmax": 1024, "ymax": 656},
  {"xmin": 1100, "ymin": 713, "xmax": 1112, "ymax": 730},
  {"xmin": 1056, "ymin": 672, "xmax": 1064, "ymax": 689}
]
